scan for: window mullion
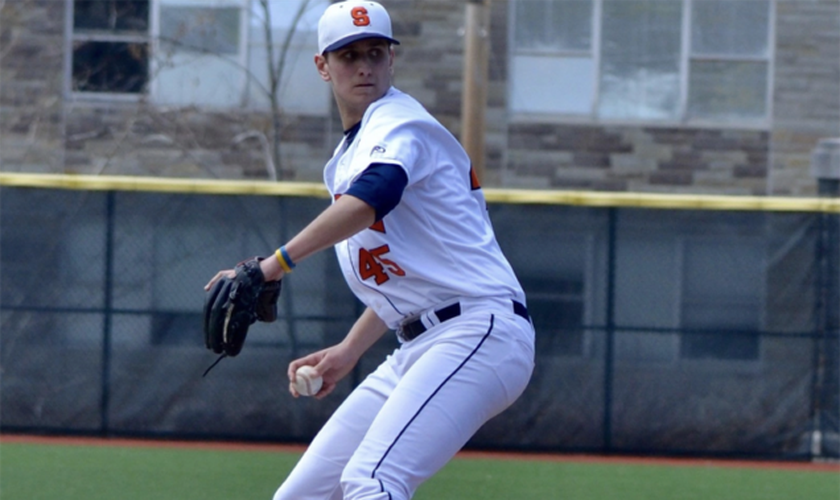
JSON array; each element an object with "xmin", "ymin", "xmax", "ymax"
[
  {"xmin": 765, "ymin": 0, "xmax": 776, "ymax": 125},
  {"xmin": 72, "ymin": 32, "xmax": 149, "ymax": 43},
  {"xmin": 591, "ymin": 0, "xmax": 602, "ymax": 119},
  {"xmin": 147, "ymin": 0, "xmax": 160, "ymax": 100},
  {"xmin": 238, "ymin": 0, "xmax": 251, "ymax": 108},
  {"xmin": 690, "ymin": 53, "xmax": 769, "ymax": 63},
  {"xmin": 64, "ymin": 0, "xmax": 74, "ymax": 98},
  {"xmin": 679, "ymin": 0, "xmax": 691, "ymax": 124}
]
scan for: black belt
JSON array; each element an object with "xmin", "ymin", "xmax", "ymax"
[{"xmin": 398, "ymin": 300, "xmax": 529, "ymax": 342}]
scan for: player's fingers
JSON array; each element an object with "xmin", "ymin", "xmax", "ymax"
[
  {"xmin": 288, "ymin": 381, "xmax": 300, "ymax": 398},
  {"xmin": 312, "ymin": 359, "xmax": 330, "ymax": 378},
  {"xmin": 314, "ymin": 381, "xmax": 335, "ymax": 400},
  {"xmin": 204, "ymin": 269, "xmax": 234, "ymax": 290},
  {"xmin": 290, "ymin": 350, "xmax": 328, "ymax": 380},
  {"xmin": 288, "ymin": 356, "xmax": 315, "ymax": 383},
  {"xmin": 287, "ymin": 361, "xmax": 301, "ymax": 383}
]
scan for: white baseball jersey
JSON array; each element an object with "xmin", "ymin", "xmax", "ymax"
[
  {"xmin": 276, "ymin": 85, "xmax": 535, "ymax": 500},
  {"xmin": 324, "ymin": 87, "xmax": 526, "ymax": 330}
]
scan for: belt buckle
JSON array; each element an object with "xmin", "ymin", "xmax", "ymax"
[{"xmin": 398, "ymin": 313, "xmax": 423, "ymax": 342}]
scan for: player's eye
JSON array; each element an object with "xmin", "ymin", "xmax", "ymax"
[{"xmin": 368, "ymin": 48, "xmax": 386, "ymax": 63}]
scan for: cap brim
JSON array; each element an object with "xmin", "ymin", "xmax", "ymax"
[{"xmin": 322, "ymin": 33, "xmax": 400, "ymax": 54}]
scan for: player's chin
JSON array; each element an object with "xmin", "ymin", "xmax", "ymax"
[{"xmin": 351, "ymin": 85, "xmax": 385, "ymax": 100}]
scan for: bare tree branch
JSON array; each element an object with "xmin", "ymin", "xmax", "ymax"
[
  {"xmin": 233, "ymin": 130, "xmax": 277, "ymax": 181},
  {"xmin": 0, "ymin": 0, "xmax": 13, "ymax": 61},
  {"xmin": 62, "ymin": 0, "xmax": 322, "ymax": 181},
  {"xmin": 259, "ymin": 0, "xmax": 314, "ymax": 179}
]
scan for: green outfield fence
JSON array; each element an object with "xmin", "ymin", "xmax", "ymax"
[{"xmin": 1, "ymin": 173, "xmax": 838, "ymax": 461}]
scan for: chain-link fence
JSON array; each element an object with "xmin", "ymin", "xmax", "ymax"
[{"xmin": 1, "ymin": 177, "xmax": 837, "ymax": 460}]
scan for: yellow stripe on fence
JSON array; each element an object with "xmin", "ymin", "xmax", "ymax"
[
  {"xmin": 2, "ymin": 172, "xmax": 839, "ymax": 213},
  {"xmin": 483, "ymin": 188, "xmax": 840, "ymax": 213},
  {"xmin": 0, "ymin": 173, "xmax": 329, "ymax": 198}
]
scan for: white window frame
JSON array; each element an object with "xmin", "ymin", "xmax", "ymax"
[
  {"xmin": 242, "ymin": 0, "xmax": 330, "ymax": 115},
  {"xmin": 676, "ymin": 235, "xmax": 766, "ymax": 367},
  {"xmin": 536, "ymin": 232, "xmax": 599, "ymax": 360},
  {"xmin": 507, "ymin": 0, "xmax": 776, "ymax": 129},
  {"xmin": 613, "ymin": 236, "xmax": 682, "ymax": 365},
  {"xmin": 610, "ymin": 234, "xmax": 766, "ymax": 367},
  {"xmin": 64, "ymin": 0, "xmax": 152, "ymax": 102},
  {"xmin": 148, "ymin": 0, "xmax": 251, "ymax": 109},
  {"xmin": 65, "ymin": 0, "xmax": 329, "ymax": 113}
]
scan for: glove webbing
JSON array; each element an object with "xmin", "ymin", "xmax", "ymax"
[
  {"xmin": 203, "ymin": 353, "xmax": 227, "ymax": 377},
  {"xmin": 203, "ymin": 298, "xmax": 238, "ymax": 377}
]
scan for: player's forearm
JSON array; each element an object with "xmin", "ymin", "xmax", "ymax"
[
  {"xmin": 260, "ymin": 195, "xmax": 375, "ymax": 281},
  {"xmin": 341, "ymin": 307, "xmax": 390, "ymax": 359}
]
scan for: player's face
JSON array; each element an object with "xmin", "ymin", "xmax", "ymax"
[{"xmin": 316, "ymin": 38, "xmax": 394, "ymax": 126}]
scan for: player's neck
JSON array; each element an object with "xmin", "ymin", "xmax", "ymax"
[
  {"xmin": 344, "ymin": 122, "xmax": 362, "ymax": 145},
  {"xmin": 336, "ymin": 100, "xmax": 366, "ymax": 130},
  {"xmin": 334, "ymin": 86, "xmax": 390, "ymax": 130},
  {"xmin": 339, "ymin": 112, "xmax": 362, "ymax": 131}
]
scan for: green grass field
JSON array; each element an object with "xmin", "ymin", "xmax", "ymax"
[{"xmin": 1, "ymin": 441, "xmax": 838, "ymax": 500}]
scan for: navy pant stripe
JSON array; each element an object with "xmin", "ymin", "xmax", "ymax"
[{"xmin": 370, "ymin": 314, "xmax": 496, "ymax": 480}]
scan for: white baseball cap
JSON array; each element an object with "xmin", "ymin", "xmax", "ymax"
[{"xmin": 318, "ymin": 1, "xmax": 400, "ymax": 54}]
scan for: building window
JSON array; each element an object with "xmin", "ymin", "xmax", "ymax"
[
  {"xmin": 524, "ymin": 277, "xmax": 586, "ymax": 356},
  {"xmin": 687, "ymin": 0, "xmax": 771, "ymax": 122},
  {"xmin": 510, "ymin": 0, "xmax": 595, "ymax": 115},
  {"xmin": 152, "ymin": 0, "xmax": 246, "ymax": 107},
  {"xmin": 71, "ymin": 0, "xmax": 150, "ymax": 94},
  {"xmin": 244, "ymin": 0, "xmax": 330, "ymax": 114},
  {"xmin": 509, "ymin": 0, "xmax": 773, "ymax": 127},
  {"xmin": 69, "ymin": 0, "xmax": 329, "ymax": 113},
  {"xmin": 679, "ymin": 239, "xmax": 763, "ymax": 361}
]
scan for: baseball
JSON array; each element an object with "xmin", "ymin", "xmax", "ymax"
[{"xmin": 294, "ymin": 365, "xmax": 323, "ymax": 397}]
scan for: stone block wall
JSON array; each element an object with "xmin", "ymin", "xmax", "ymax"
[
  {"xmin": 386, "ymin": 1, "xmax": 512, "ymax": 182},
  {"xmin": 387, "ymin": 0, "xmax": 837, "ymax": 196},
  {"xmin": 506, "ymin": 125, "xmax": 770, "ymax": 194},
  {"xmin": 1, "ymin": 0, "xmax": 838, "ymax": 195},
  {"xmin": 0, "ymin": 0, "xmax": 65, "ymax": 173},
  {"xmin": 59, "ymin": 104, "xmax": 334, "ymax": 181},
  {"xmin": 771, "ymin": 0, "xmax": 840, "ymax": 195}
]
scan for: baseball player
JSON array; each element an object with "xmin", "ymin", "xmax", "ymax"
[{"xmin": 207, "ymin": 2, "xmax": 534, "ymax": 499}]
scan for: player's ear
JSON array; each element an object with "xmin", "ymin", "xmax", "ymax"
[{"xmin": 315, "ymin": 54, "xmax": 331, "ymax": 82}]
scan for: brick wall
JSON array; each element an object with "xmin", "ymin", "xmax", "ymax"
[
  {"xmin": 507, "ymin": 125, "xmax": 770, "ymax": 194},
  {"xmin": 0, "ymin": 0, "xmax": 65, "ymax": 173},
  {"xmin": 1, "ymin": 0, "xmax": 838, "ymax": 195},
  {"xmin": 60, "ymin": 104, "xmax": 334, "ymax": 181},
  {"xmin": 771, "ymin": 0, "xmax": 840, "ymax": 195},
  {"xmin": 388, "ymin": 1, "xmax": 837, "ymax": 195},
  {"xmin": 384, "ymin": 1, "xmax": 511, "ymax": 181}
]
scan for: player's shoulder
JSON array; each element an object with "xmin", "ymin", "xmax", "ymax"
[{"xmin": 365, "ymin": 87, "xmax": 437, "ymax": 129}]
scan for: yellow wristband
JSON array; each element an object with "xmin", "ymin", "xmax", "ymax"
[{"xmin": 275, "ymin": 248, "xmax": 293, "ymax": 273}]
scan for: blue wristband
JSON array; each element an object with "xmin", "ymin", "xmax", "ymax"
[{"xmin": 280, "ymin": 245, "xmax": 296, "ymax": 270}]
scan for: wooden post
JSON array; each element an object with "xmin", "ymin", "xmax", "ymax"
[{"xmin": 461, "ymin": 0, "xmax": 491, "ymax": 184}]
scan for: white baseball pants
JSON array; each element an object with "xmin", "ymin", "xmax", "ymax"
[{"xmin": 272, "ymin": 310, "xmax": 535, "ymax": 500}]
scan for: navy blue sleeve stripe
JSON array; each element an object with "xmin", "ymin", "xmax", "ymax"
[{"xmin": 346, "ymin": 163, "xmax": 408, "ymax": 222}]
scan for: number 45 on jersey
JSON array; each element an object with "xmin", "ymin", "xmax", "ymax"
[{"xmin": 359, "ymin": 244, "xmax": 404, "ymax": 285}]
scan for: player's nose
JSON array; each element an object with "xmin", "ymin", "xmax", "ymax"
[
  {"xmin": 356, "ymin": 60, "xmax": 373, "ymax": 76},
  {"xmin": 357, "ymin": 53, "xmax": 382, "ymax": 75}
]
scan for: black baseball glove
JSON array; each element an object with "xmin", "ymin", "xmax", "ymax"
[{"xmin": 202, "ymin": 257, "xmax": 281, "ymax": 375}]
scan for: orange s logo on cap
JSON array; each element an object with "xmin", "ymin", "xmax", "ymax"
[{"xmin": 351, "ymin": 6, "xmax": 371, "ymax": 26}]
